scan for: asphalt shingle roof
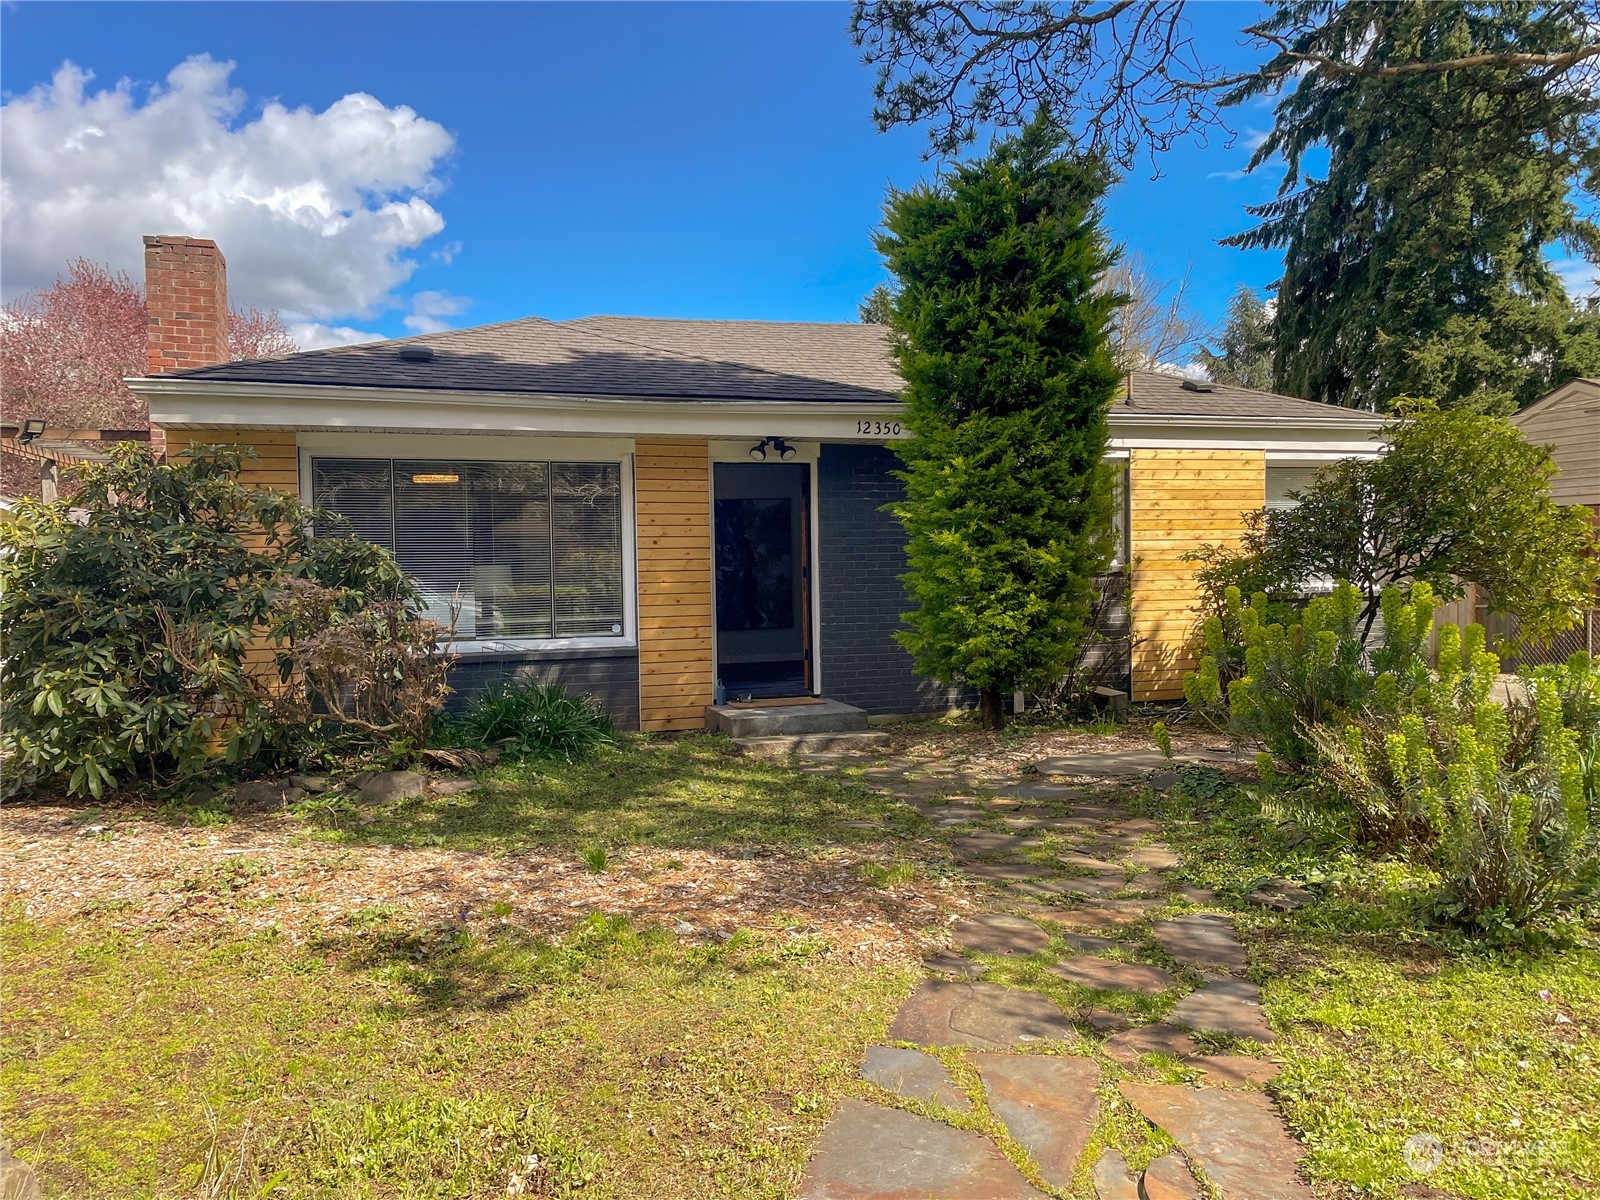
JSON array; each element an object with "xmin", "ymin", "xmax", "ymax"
[{"xmin": 158, "ymin": 315, "xmax": 1376, "ymax": 421}]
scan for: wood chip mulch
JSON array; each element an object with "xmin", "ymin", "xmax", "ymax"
[{"xmin": 0, "ymin": 806, "xmax": 971, "ymax": 970}]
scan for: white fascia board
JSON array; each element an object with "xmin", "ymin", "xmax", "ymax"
[
  {"xmin": 131, "ymin": 378, "xmax": 906, "ymax": 442},
  {"xmin": 133, "ymin": 376, "xmax": 1387, "ymax": 449}
]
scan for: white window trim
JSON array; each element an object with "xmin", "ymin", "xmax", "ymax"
[{"xmin": 298, "ymin": 432, "xmax": 638, "ymax": 656}]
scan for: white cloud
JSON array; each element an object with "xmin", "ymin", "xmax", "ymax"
[
  {"xmin": 288, "ymin": 321, "xmax": 386, "ymax": 350},
  {"xmin": 1552, "ymin": 256, "xmax": 1600, "ymax": 301},
  {"xmin": 403, "ymin": 289, "xmax": 471, "ymax": 334},
  {"xmin": 0, "ymin": 56, "xmax": 456, "ymax": 325},
  {"xmin": 1153, "ymin": 360, "xmax": 1210, "ymax": 381}
]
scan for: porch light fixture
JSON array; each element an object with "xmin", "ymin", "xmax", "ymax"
[
  {"xmin": 410, "ymin": 472, "xmax": 461, "ymax": 485},
  {"xmin": 748, "ymin": 437, "xmax": 797, "ymax": 462},
  {"xmin": 19, "ymin": 418, "xmax": 46, "ymax": 444}
]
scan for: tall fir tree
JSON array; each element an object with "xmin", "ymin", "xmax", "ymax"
[
  {"xmin": 1226, "ymin": 1, "xmax": 1600, "ymax": 412},
  {"xmin": 876, "ymin": 116, "xmax": 1122, "ymax": 729},
  {"xmin": 1197, "ymin": 286, "xmax": 1276, "ymax": 391}
]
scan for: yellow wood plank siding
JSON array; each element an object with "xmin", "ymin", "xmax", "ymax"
[
  {"xmin": 1129, "ymin": 448, "xmax": 1265, "ymax": 701},
  {"xmin": 635, "ymin": 439, "xmax": 714, "ymax": 730},
  {"xmin": 165, "ymin": 428, "xmax": 300, "ymax": 492}
]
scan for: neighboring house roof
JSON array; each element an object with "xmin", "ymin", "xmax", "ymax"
[{"xmin": 148, "ymin": 315, "xmax": 1377, "ymax": 423}]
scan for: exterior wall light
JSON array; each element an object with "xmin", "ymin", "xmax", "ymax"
[
  {"xmin": 19, "ymin": 418, "xmax": 46, "ymax": 444},
  {"xmin": 749, "ymin": 437, "xmax": 797, "ymax": 462}
]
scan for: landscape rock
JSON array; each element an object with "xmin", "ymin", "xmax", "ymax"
[
  {"xmin": 950, "ymin": 913, "xmax": 1051, "ymax": 956},
  {"xmin": 289, "ymin": 774, "xmax": 332, "ymax": 793},
  {"xmin": 860, "ymin": 1046, "xmax": 970, "ymax": 1111},
  {"xmin": 1151, "ymin": 914, "xmax": 1250, "ymax": 973},
  {"xmin": 1140, "ymin": 1152, "xmax": 1203, "ymax": 1199},
  {"xmin": 1118, "ymin": 1083, "xmax": 1316, "ymax": 1200},
  {"xmin": 1050, "ymin": 956, "xmax": 1176, "ymax": 996},
  {"xmin": 1090, "ymin": 1148, "xmax": 1140, "ymax": 1200},
  {"xmin": 430, "ymin": 778, "xmax": 480, "ymax": 797},
  {"xmin": 0, "ymin": 1149, "xmax": 41, "ymax": 1200},
  {"xmin": 359, "ymin": 770, "xmax": 428, "ymax": 805},
  {"xmin": 1245, "ymin": 879, "xmax": 1313, "ymax": 912},
  {"xmin": 233, "ymin": 779, "xmax": 303, "ymax": 807},
  {"xmin": 1168, "ymin": 977, "xmax": 1277, "ymax": 1043},
  {"xmin": 887, "ymin": 980, "xmax": 1077, "ymax": 1050},
  {"xmin": 795, "ymin": 1099, "xmax": 1049, "ymax": 1199},
  {"xmin": 972, "ymin": 1053, "xmax": 1100, "ymax": 1189}
]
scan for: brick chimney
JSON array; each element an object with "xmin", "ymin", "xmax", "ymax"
[{"xmin": 143, "ymin": 235, "xmax": 229, "ymax": 375}]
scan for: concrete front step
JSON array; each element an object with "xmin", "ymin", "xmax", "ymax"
[
  {"xmin": 734, "ymin": 730, "xmax": 890, "ymax": 757},
  {"xmin": 706, "ymin": 697, "xmax": 869, "ymax": 738}
]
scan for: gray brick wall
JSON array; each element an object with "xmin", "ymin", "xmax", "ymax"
[
  {"xmin": 445, "ymin": 647, "xmax": 640, "ymax": 730},
  {"xmin": 817, "ymin": 443, "xmax": 966, "ymax": 715}
]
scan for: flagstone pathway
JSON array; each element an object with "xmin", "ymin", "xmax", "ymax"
[{"xmin": 792, "ymin": 749, "xmax": 1313, "ymax": 1200}]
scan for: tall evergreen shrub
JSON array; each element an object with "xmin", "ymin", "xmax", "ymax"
[{"xmin": 875, "ymin": 115, "xmax": 1122, "ymax": 728}]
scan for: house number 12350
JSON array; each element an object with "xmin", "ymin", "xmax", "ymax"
[{"xmin": 856, "ymin": 420, "xmax": 904, "ymax": 436}]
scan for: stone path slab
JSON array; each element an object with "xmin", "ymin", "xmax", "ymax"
[
  {"xmin": 1168, "ymin": 977, "xmax": 1277, "ymax": 1043},
  {"xmin": 887, "ymin": 980, "xmax": 1077, "ymax": 1050},
  {"xmin": 1034, "ymin": 751, "xmax": 1171, "ymax": 776},
  {"xmin": 1053, "ymin": 906, "xmax": 1148, "ymax": 933},
  {"xmin": 1058, "ymin": 931, "xmax": 1125, "ymax": 954},
  {"xmin": 1049, "ymin": 956, "xmax": 1176, "ymax": 995},
  {"xmin": 1090, "ymin": 1148, "xmax": 1140, "ymax": 1200},
  {"xmin": 1141, "ymin": 1152, "xmax": 1203, "ymax": 1199},
  {"xmin": 996, "ymin": 781, "xmax": 1084, "ymax": 800},
  {"xmin": 860, "ymin": 1046, "xmax": 971, "ymax": 1111},
  {"xmin": 922, "ymin": 950, "xmax": 984, "ymax": 979},
  {"xmin": 950, "ymin": 833, "xmax": 1021, "ymax": 860},
  {"xmin": 1189, "ymin": 1054, "xmax": 1283, "ymax": 1088},
  {"xmin": 1126, "ymin": 845, "xmax": 1181, "ymax": 870},
  {"xmin": 951, "ymin": 913, "xmax": 1050, "ymax": 956},
  {"xmin": 963, "ymin": 860, "xmax": 1054, "ymax": 884},
  {"xmin": 1152, "ymin": 913, "xmax": 1250, "ymax": 972},
  {"xmin": 796, "ymin": 1099, "xmax": 1049, "ymax": 1199},
  {"xmin": 972, "ymin": 1053, "xmax": 1100, "ymax": 1190},
  {"xmin": 1102, "ymin": 1023, "xmax": 1198, "ymax": 1064},
  {"xmin": 1119, "ymin": 1083, "xmax": 1316, "ymax": 1200},
  {"xmin": 1056, "ymin": 874, "xmax": 1129, "ymax": 900}
]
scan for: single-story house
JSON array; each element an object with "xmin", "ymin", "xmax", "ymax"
[{"xmin": 129, "ymin": 236, "xmax": 1385, "ymax": 730}]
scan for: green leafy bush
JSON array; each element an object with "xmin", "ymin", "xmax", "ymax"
[
  {"xmin": 1316, "ymin": 654, "xmax": 1600, "ymax": 931},
  {"xmin": 0, "ymin": 444, "xmax": 434, "ymax": 797},
  {"xmin": 1184, "ymin": 578, "xmax": 1600, "ymax": 931},
  {"xmin": 446, "ymin": 679, "xmax": 614, "ymax": 762}
]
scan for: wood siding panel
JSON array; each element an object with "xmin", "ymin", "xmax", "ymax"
[
  {"xmin": 1129, "ymin": 448, "xmax": 1264, "ymax": 702},
  {"xmin": 635, "ymin": 439, "xmax": 714, "ymax": 730},
  {"xmin": 1515, "ymin": 382, "xmax": 1600, "ymax": 508}
]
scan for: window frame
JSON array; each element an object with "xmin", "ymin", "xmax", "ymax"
[{"xmin": 298, "ymin": 434, "xmax": 637, "ymax": 655}]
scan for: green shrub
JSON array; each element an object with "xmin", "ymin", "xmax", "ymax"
[
  {"xmin": 0, "ymin": 444, "xmax": 425, "ymax": 797},
  {"xmin": 1185, "ymin": 578, "xmax": 1600, "ymax": 931},
  {"xmin": 1316, "ymin": 654, "xmax": 1600, "ymax": 931},
  {"xmin": 447, "ymin": 679, "xmax": 614, "ymax": 762}
]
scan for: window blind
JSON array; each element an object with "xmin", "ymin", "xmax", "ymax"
[{"xmin": 310, "ymin": 457, "xmax": 624, "ymax": 641}]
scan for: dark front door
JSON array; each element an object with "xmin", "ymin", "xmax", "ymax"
[{"xmin": 713, "ymin": 462, "xmax": 811, "ymax": 700}]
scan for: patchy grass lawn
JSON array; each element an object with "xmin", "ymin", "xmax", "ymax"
[
  {"xmin": 1152, "ymin": 765, "xmax": 1600, "ymax": 1200},
  {"xmin": 0, "ymin": 735, "xmax": 948, "ymax": 1199}
]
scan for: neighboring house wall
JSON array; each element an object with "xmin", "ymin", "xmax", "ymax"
[
  {"xmin": 1514, "ymin": 380, "xmax": 1599, "ymax": 509},
  {"xmin": 816, "ymin": 443, "xmax": 965, "ymax": 715},
  {"xmin": 635, "ymin": 438, "xmax": 715, "ymax": 731},
  {"xmin": 1128, "ymin": 448, "xmax": 1266, "ymax": 702}
]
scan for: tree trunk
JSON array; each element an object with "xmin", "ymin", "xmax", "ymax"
[{"xmin": 978, "ymin": 686, "xmax": 1006, "ymax": 731}]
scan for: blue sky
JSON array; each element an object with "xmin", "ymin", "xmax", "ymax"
[{"xmin": 2, "ymin": 2, "xmax": 1294, "ymax": 351}]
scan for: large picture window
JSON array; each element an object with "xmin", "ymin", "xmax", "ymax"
[{"xmin": 311, "ymin": 458, "xmax": 625, "ymax": 641}]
